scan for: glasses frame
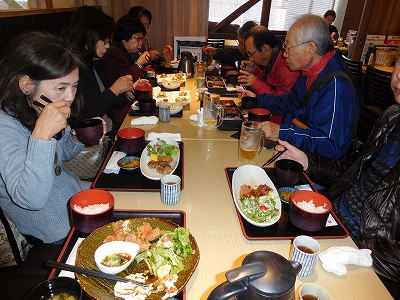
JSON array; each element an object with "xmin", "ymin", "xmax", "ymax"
[
  {"xmin": 246, "ymin": 49, "xmax": 258, "ymax": 59},
  {"xmin": 130, "ymin": 35, "xmax": 144, "ymax": 42},
  {"xmin": 282, "ymin": 41, "xmax": 313, "ymax": 54}
]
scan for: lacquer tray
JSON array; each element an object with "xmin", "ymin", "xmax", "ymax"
[
  {"xmin": 91, "ymin": 140, "xmax": 184, "ymax": 191},
  {"xmin": 225, "ymin": 167, "xmax": 349, "ymax": 240},
  {"xmin": 49, "ymin": 210, "xmax": 186, "ymax": 300}
]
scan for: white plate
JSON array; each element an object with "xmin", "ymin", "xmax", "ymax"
[
  {"xmin": 232, "ymin": 165, "xmax": 281, "ymax": 227},
  {"xmin": 156, "ymin": 73, "xmax": 186, "ymax": 84},
  {"xmin": 140, "ymin": 138, "xmax": 180, "ymax": 180},
  {"xmin": 153, "ymin": 90, "xmax": 191, "ymax": 106}
]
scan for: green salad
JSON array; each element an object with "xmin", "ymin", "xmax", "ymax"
[
  {"xmin": 240, "ymin": 190, "xmax": 279, "ymax": 224},
  {"xmin": 135, "ymin": 227, "xmax": 195, "ymax": 279},
  {"xmin": 147, "ymin": 138, "xmax": 179, "ymax": 157}
]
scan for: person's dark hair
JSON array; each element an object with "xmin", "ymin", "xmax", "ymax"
[
  {"xmin": 114, "ymin": 15, "xmax": 147, "ymax": 42},
  {"xmin": 245, "ymin": 26, "xmax": 280, "ymax": 51},
  {"xmin": 0, "ymin": 31, "xmax": 84, "ymax": 131},
  {"xmin": 292, "ymin": 15, "xmax": 333, "ymax": 55},
  {"xmin": 323, "ymin": 10, "xmax": 336, "ymax": 20},
  {"xmin": 128, "ymin": 6, "xmax": 152, "ymax": 25},
  {"xmin": 237, "ymin": 21, "xmax": 257, "ymax": 39},
  {"xmin": 62, "ymin": 5, "xmax": 115, "ymax": 59}
]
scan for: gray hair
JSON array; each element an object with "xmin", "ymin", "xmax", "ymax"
[{"xmin": 290, "ymin": 15, "xmax": 333, "ymax": 55}]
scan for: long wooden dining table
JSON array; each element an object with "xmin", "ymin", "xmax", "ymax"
[{"xmin": 114, "ymin": 78, "xmax": 393, "ymax": 299}]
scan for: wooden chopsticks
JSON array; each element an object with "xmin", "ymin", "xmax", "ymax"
[{"xmin": 261, "ymin": 148, "xmax": 287, "ymax": 168}]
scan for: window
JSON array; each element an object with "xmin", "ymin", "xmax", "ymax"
[
  {"xmin": 0, "ymin": 0, "xmax": 29, "ymax": 9},
  {"xmin": 208, "ymin": 0, "xmax": 335, "ymax": 31}
]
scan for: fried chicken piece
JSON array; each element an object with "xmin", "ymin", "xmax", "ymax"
[
  {"xmin": 158, "ymin": 156, "xmax": 173, "ymax": 163},
  {"xmin": 253, "ymin": 184, "xmax": 272, "ymax": 197},
  {"xmin": 240, "ymin": 185, "xmax": 253, "ymax": 198},
  {"xmin": 148, "ymin": 160, "xmax": 159, "ymax": 169},
  {"xmin": 156, "ymin": 164, "xmax": 173, "ymax": 174}
]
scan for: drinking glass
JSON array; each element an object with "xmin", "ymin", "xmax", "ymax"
[
  {"xmin": 196, "ymin": 61, "xmax": 206, "ymax": 88},
  {"xmin": 203, "ymin": 93, "xmax": 225, "ymax": 128},
  {"xmin": 239, "ymin": 120, "xmax": 264, "ymax": 165}
]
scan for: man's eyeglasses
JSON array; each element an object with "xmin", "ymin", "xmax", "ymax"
[
  {"xmin": 282, "ymin": 41, "xmax": 313, "ymax": 53},
  {"xmin": 246, "ymin": 49, "xmax": 258, "ymax": 59},
  {"xmin": 131, "ymin": 36, "xmax": 144, "ymax": 42}
]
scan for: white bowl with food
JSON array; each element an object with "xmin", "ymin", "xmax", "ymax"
[
  {"xmin": 232, "ymin": 165, "xmax": 281, "ymax": 227},
  {"xmin": 94, "ymin": 241, "xmax": 140, "ymax": 275},
  {"xmin": 170, "ymin": 60, "xmax": 179, "ymax": 69},
  {"xmin": 169, "ymin": 102, "xmax": 183, "ymax": 115},
  {"xmin": 140, "ymin": 137, "xmax": 180, "ymax": 180},
  {"xmin": 162, "ymin": 79, "xmax": 181, "ymax": 90}
]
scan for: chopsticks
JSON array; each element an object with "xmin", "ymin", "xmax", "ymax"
[
  {"xmin": 46, "ymin": 261, "xmax": 149, "ymax": 287},
  {"xmin": 38, "ymin": 95, "xmax": 85, "ymax": 128},
  {"xmin": 261, "ymin": 148, "xmax": 287, "ymax": 168}
]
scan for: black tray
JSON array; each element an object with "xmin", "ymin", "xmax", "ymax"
[
  {"xmin": 225, "ymin": 167, "xmax": 349, "ymax": 240},
  {"xmin": 91, "ymin": 141, "xmax": 184, "ymax": 191},
  {"xmin": 129, "ymin": 106, "xmax": 183, "ymax": 118},
  {"xmin": 218, "ymin": 99, "xmax": 244, "ymax": 131},
  {"xmin": 49, "ymin": 210, "xmax": 186, "ymax": 300}
]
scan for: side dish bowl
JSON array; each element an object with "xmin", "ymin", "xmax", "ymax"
[
  {"xmin": 94, "ymin": 241, "xmax": 140, "ymax": 275},
  {"xmin": 162, "ymin": 79, "xmax": 181, "ymax": 90},
  {"xmin": 289, "ymin": 190, "xmax": 332, "ymax": 232},
  {"xmin": 117, "ymin": 156, "xmax": 140, "ymax": 171},
  {"xmin": 26, "ymin": 277, "xmax": 82, "ymax": 300},
  {"xmin": 232, "ymin": 165, "xmax": 281, "ymax": 227}
]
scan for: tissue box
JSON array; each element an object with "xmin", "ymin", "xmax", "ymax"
[{"xmin": 218, "ymin": 100, "xmax": 244, "ymax": 131}]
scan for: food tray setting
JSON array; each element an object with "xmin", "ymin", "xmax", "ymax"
[
  {"xmin": 49, "ymin": 210, "xmax": 187, "ymax": 300},
  {"xmin": 218, "ymin": 99, "xmax": 245, "ymax": 131},
  {"xmin": 225, "ymin": 167, "xmax": 349, "ymax": 240},
  {"xmin": 91, "ymin": 140, "xmax": 184, "ymax": 191}
]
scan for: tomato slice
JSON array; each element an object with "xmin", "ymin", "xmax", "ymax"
[
  {"xmin": 161, "ymin": 234, "xmax": 170, "ymax": 243},
  {"xmin": 260, "ymin": 205, "xmax": 267, "ymax": 210}
]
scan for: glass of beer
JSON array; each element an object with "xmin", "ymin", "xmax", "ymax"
[
  {"xmin": 203, "ymin": 93, "xmax": 225, "ymax": 128},
  {"xmin": 239, "ymin": 120, "xmax": 264, "ymax": 165}
]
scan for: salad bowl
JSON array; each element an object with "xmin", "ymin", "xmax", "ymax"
[
  {"xmin": 232, "ymin": 165, "xmax": 281, "ymax": 227},
  {"xmin": 140, "ymin": 137, "xmax": 180, "ymax": 180}
]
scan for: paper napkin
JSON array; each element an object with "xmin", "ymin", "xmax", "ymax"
[
  {"xmin": 318, "ymin": 246, "xmax": 372, "ymax": 276},
  {"xmin": 131, "ymin": 116, "xmax": 159, "ymax": 125},
  {"xmin": 103, "ymin": 151, "xmax": 126, "ymax": 174},
  {"xmin": 147, "ymin": 132, "xmax": 182, "ymax": 141}
]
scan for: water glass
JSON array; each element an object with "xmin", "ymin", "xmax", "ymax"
[
  {"xmin": 159, "ymin": 103, "xmax": 170, "ymax": 122},
  {"xmin": 160, "ymin": 175, "xmax": 181, "ymax": 205}
]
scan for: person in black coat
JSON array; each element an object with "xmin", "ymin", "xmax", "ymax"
[{"xmin": 324, "ymin": 10, "xmax": 339, "ymax": 41}]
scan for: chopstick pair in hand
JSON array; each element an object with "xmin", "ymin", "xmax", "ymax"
[{"xmin": 261, "ymin": 148, "xmax": 287, "ymax": 168}]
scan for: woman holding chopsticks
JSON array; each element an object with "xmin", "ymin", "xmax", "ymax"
[{"xmin": 0, "ymin": 32, "xmax": 90, "ymax": 244}]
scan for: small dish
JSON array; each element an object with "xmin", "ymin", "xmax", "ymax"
[
  {"xmin": 26, "ymin": 277, "xmax": 82, "ymax": 300},
  {"xmin": 162, "ymin": 79, "xmax": 181, "ymax": 90},
  {"xmin": 170, "ymin": 103, "xmax": 183, "ymax": 115},
  {"xmin": 232, "ymin": 165, "xmax": 281, "ymax": 227},
  {"xmin": 117, "ymin": 156, "xmax": 140, "ymax": 171},
  {"xmin": 277, "ymin": 186, "xmax": 299, "ymax": 203},
  {"xmin": 94, "ymin": 241, "xmax": 140, "ymax": 275}
]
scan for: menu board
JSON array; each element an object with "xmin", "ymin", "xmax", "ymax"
[{"xmin": 361, "ymin": 34, "xmax": 386, "ymax": 63}]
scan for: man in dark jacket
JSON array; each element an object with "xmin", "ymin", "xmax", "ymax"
[
  {"xmin": 241, "ymin": 15, "xmax": 361, "ymax": 159},
  {"xmin": 275, "ymin": 59, "xmax": 400, "ymax": 298}
]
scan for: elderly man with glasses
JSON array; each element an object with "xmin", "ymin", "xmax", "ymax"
[
  {"xmin": 241, "ymin": 15, "xmax": 361, "ymax": 159},
  {"xmin": 238, "ymin": 26, "xmax": 300, "ymax": 123}
]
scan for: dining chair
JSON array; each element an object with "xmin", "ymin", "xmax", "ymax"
[
  {"xmin": 364, "ymin": 65, "xmax": 394, "ymax": 108},
  {"xmin": 341, "ymin": 55, "xmax": 363, "ymax": 88}
]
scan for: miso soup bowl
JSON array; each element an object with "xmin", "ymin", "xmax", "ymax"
[
  {"xmin": 70, "ymin": 189, "xmax": 114, "ymax": 233},
  {"xmin": 289, "ymin": 190, "xmax": 332, "ymax": 232},
  {"xmin": 134, "ymin": 84, "xmax": 153, "ymax": 100},
  {"xmin": 248, "ymin": 108, "xmax": 271, "ymax": 122},
  {"xmin": 117, "ymin": 127, "xmax": 145, "ymax": 155},
  {"xmin": 138, "ymin": 98, "xmax": 156, "ymax": 113},
  {"xmin": 74, "ymin": 118, "xmax": 103, "ymax": 147},
  {"xmin": 274, "ymin": 159, "xmax": 303, "ymax": 186},
  {"xmin": 26, "ymin": 276, "xmax": 82, "ymax": 300}
]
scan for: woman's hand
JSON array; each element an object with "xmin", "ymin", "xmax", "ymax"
[
  {"xmin": 32, "ymin": 100, "xmax": 70, "ymax": 140},
  {"xmin": 238, "ymin": 70, "xmax": 257, "ymax": 86},
  {"xmin": 110, "ymin": 75, "xmax": 135, "ymax": 96},
  {"xmin": 162, "ymin": 45, "xmax": 173, "ymax": 62},
  {"xmin": 202, "ymin": 45, "xmax": 217, "ymax": 56},
  {"xmin": 137, "ymin": 51, "xmax": 150, "ymax": 66},
  {"xmin": 275, "ymin": 139, "xmax": 309, "ymax": 170},
  {"xmin": 148, "ymin": 49, "xmax": 161, "ymax": 60}
]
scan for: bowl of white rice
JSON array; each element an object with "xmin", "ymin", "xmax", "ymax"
[
  {"xmin": 69, "ymin": 189, "xmax": 114, "ymax": 233},
  {"xmin": 288, "ymin": 190, "xmax": 332, "ymax": 232}
]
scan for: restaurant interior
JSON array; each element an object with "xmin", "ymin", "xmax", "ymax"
[{"xmin": 0, "ymin": 0, "xmax": 399, "ymax": 300}]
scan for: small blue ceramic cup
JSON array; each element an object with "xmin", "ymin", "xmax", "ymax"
[{"xmin": 160, "ymin": 174, "xmax": 181, "ymax": 205}]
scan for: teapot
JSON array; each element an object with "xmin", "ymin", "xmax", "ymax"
[
  {"xmin": 178, "ymin": 51, "xmax": 194, "ymax": 78},
  {"xmin": 208, "ymin": 251, "xmax": 301, "ymax": 300}
]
